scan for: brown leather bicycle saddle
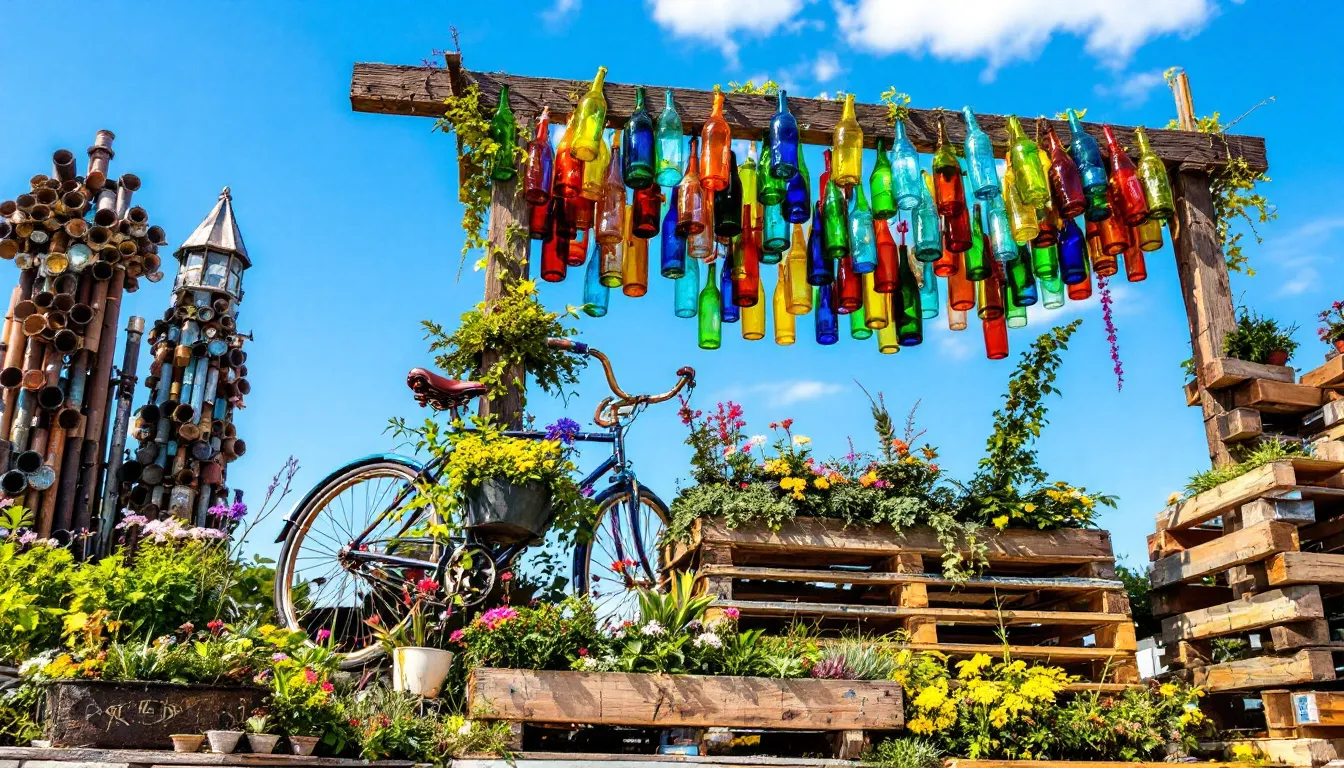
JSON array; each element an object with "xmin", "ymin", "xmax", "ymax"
[{"xmin": 406, "ymin": 368, "xmax": 488, "ymax": 410}]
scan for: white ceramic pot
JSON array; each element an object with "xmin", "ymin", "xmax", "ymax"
[
  {"xmin": 170, "ymin": 734, "xmax": 204, "ymax": 753},
  {"xmin": 205, "ymin": 730, "xmax": 243, "ymax": 754},
  {"xmin": 288, "ymin": 734, "xmax": 321, "ymax": 756},
  {"xmin": 392, "ymin": 646, "xmax": 454, "ymax": 698},
  {"xmin": 246, "ymin": 733, "xmax": 281, "ymax": 754}
]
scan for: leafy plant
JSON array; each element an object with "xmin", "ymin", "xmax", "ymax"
[
  {"xmin": 1222, "ymin": 308, "xmax": 1298, "ymax": 364},
  {"xmin": 1318, "ymin": 300, "xmax": 1344, "ymax": 347},
  {"xmin": 0, "ymin": 683, "xmax": 40, "ymax": 747},
  {"xmin": 346, "ymin": 686, "xmax": 437, "ymax": 762},
  {"xmin": 726, "ymin": 80, "xmax": 779, "ymax": 96},
  {"xmin": 1183, "ymin": 438, "xmax": 1313, "ymax": 498},
  {"xmin": 455, "ymin": 596, "xmax": 603, "ymax": 671},
  {"xmin": 864, "ymin": 737, "xmax": 943, "ymax": 768},
  {"xmin": 246, "ymin": 714, "xmax": 272, "ymax": 735},
  {"xmin": 812, "ymin": 638, "xmax": 895, "ymax": 680}
]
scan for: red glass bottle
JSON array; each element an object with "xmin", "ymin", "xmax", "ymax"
[
  {"xmin": 568, "ymin": 195, "xmax": 596, "ymax": 233},
  {"xmin": 983, "ymin": 312, "xmax": 1009, "ymax": 360},
  {"xmin": 934, "ymin": 245, "xmax": 957, "ymax": 278},
  {"xmin": 948, "ymin": 250, "xmax": 975, "ymax": 312},
  {"xmin": 941, "ymin": 208, "xmax": 973, "ymax": 254},
  {"xmin": 1102, "ymin": 125, "xmax": 1150, "ymax": 226},
  {"xmin": 541, "ymin": 228, "xmax": 569, "ymax": 282},
  {"xmin": 733, "ymin": 234, "xmax": 761, "ymax": 307},
  {"xmin": 835, "ymin": 255, "xmax": 861, "ymax": 313},
  {"xmin": 1043, "ymin": 125, "xmax": 1086, "ymax": 219},
  {"xmin": 1067, "ymin": 266, "xmax": 1093, "ymax": 300},
  {"xmin": 567, "ymin": 226, "xmax": 589, "ymax": 267},
  {"xmin": 1124, "ymin": 240, "xmax": 1148, "ymax": 282},
  {"xmin": 677, "ymin": 137, "xmax": 706, "ymax": 237},
  {"xmin": 553, "ymin": 115, "xmax": 584, "ymax": 200},
  {"xmin": 632, "ymin": 186, "xmax": 662, "ymax": 238},
  {"xmin": 1097, "ymin": 186, "xmax": 1130, "ymax": 258},
  {"xmin": 524, "ymin": 107, "xmax": 554, "ymax": 206},
  {"xmin": 528, "ymin": 201, "xmax": 553, "ymax": 241},
  {"xmin": 874, "ymin": 219, "xmax": 898, "ymax": 293},
  {"xmin": 552, "ymin": 196, "xmax": 577, "ymax": 240},
  {"xmin": 1031, "ymin": 207, "xmax": 1058, "ymax": 247}
]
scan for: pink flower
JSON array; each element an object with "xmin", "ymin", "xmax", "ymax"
[
  {"xmin": 316, "ymin": 628, "xmax": 331, "ymax": 643},
  {"xmin": 304, "ymin": 668, "xmax": 318, "ymax": 684},
  {"xmin": 449, "ymin": 629, "xmax": 465, "ymax": 644},
  {"xmin": 499, "ymin": 571, "xmax": 513, "ymax": 582},
  {"xmin": 722, "ymin": 607, "xmax": 740, "ymax": 620},
  {"xmin": 414, "ymin": 577, "xmax": 439, "ymax": 596},
  {"xmin": 578, "ymin": 648, "xmax": 589, "ymax": 657},
  {"xmin": 271, "ymin": 653, "xmax": 289, "ymax": 662},
  {"xmin": 321, "ymin": 681, "xmax": 334, "ymax": 693},
  {"xmin": 477, "ymin": 606, "xmax": 519, "ymax": 630}
]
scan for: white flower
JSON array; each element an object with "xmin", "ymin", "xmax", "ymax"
[
  {"xmin": 792, "ymin": 435, "xmax": 811, "ymax": 446},
  {"xmin": 457, "ymin": 721, "xmax": 473, "ymax": 736},
  {"xmin": 640, "ymin": 620, "xmax": 667, "ymax": 637},
  {"xmin": 693, "ymin": 632, "xmax": 723, "ymax": 649},
  {"xmin": 748, "ymin": 435, "xmax": 768, "ymax": 448}
]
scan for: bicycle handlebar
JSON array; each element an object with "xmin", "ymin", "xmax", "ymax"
[{"xmin": 545, "ymin": 338, "xmax": 696, "ymax": 428}]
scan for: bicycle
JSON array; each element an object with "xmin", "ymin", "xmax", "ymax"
[{"xmin": 272, "ymin": 338, "xmax": 695, "ymax": 668}]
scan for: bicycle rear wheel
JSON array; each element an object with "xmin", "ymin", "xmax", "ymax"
[
  {"xmin": 572, "ymin": 484, "xmax": 669, "ymax": 620},
  {"xmin": 274, "ymin": 457, "xmax": 441, "ymax": 669}
]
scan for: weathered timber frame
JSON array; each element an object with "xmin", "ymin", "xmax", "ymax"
[{"xmin": 350, "ymin": 58, "xmax": 1265, "ymax": 463}]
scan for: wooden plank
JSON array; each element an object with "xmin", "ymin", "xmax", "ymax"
[
  {"xmin": 1233, "ymin": 379, "xmax": 1329, "ymax": 414},
  {"xmin": 1233, "ymin": 498, "xmax": 1317, "ymax": 529},
  {"xmin": 1148, "ymin": 527, "xmax": 1223, "ymax": 561},
  {"xmin": 1303, "ymin": 357, "xmax": 1344, "ymax": 390},
  {"xmin": 477, "ymin": 165, "xmax": 531, "ymax": 428},
  {"xmin": 1271, "ymin": 619, "xmax": 1332, "ymax": 651},
  {"xmin": 459, "ymin": 758, "xmax": 1244, "ymax": 768},
  {"xmin": 466, "ymin": 668, "xmax": 903, "ymax": 730},
  {"xmin": 699, "ymin": 565, "xmax": 1122, "ymax": 593},
  {"xmin": 1149, "ymin": 520, "xmax": 1299, "ymax": 589},
  {"xmin": 1152, "ymin": 584, "xmax": 1233, "ymax": 618},
  {"xmin": 1156, "ymin": 461, "xmax": 1298, "ymax": 531},
  {"xmin": 1305, "ymin": 401, "xmax": 1344, "ymax": 434},
  {"xmin": 897, "ymin": 642, "xmax": 1132, "ymax": 661},
  {"xmin": 1184, "ymin": 379, "xmax": 1201, "ymax": 407},
  {"xmin": 1216, "ymin": 407, "xmax": 1263, "ymax": 442},
  {"xmin": 1203, "ymin": 357, "xmax": 1297, "ymax": 390},
  {"xmin": 1268, "ymin": 552, "xmax": 1344, "ymax": 586},
  {"xmin": 697, "ymin": 518, "xmax": 1115, "ymax": 565},
  {"xmin": 1314, "ymin": 439, "xmax": 1344, "ymax": 463},
  {"xmin": 1183, "ymin": 649, "xmax": 1337, "ymax": 692},
  {"xmin": 1200, "ymin": 737, "xmax": 1344, "ymax": 767},
  {"xmin": 1160, "ymin": 585, "xmax": 1324, "ymax": 644},
  {"xmin": 349, "ymin": 62, "xmax": 1268, "ymax": 172},
  {"xmin": 0, "ymin": 748, "xmax": 414, "ymax": 767},
  {"xmin": 717, "ymin": 599, "xmax": 1130, "ymax": 627}
]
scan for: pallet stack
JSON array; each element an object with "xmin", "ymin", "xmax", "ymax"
[{"xmin": 668, "ymin": 516, "xmax": 1140, "ymax": 687}]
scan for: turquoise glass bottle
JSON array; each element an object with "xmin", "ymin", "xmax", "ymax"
[
  {"xmin": 806, "ymin": 209, "xmax": 832, "ymax": 286},
  {"xmin": 1066, "ymin": 109, "xmax": 1107, "ymax": 196},
  {"xmin": 985, "ymin": 196, "xmax": 1017, "ymax": 262},
  {"xmin": 655, "ymin": 89, "xmax": 684, "ymax": 187},
  {"xmin": 698, "ymin": 262, "xmax": 722, "ymax": 349},
  {"xmin": 623, "ymin": 86, "xmax": 656, "ymax": 189},
  {"xmin": 814, "ymin": 285, "xmax": 839, "ymax": 345},
  {"xmin": 768, "ymin": 90, "xmax": 800, "ymax": 179},
  {"xmin": 962, "ymin": 107, "xmax": 1000, "ymax": 200},
  {"xmin": 763, "ymin": 203, "xmax": 789, "ymax": 258},
  {"xmin": 892, "ymin": 119, "xmax": 922, "ymax": 211},
  {"xmin": 582, "ymin": 237, "xmax": 608, "ymax": 317},
  {"xmin": 914, "ymin": 173, "xmax": 942, "ymax": 262},
  {"xmin": 783, "ymin": 148, "xmax": 811, "ymax": 224},
  {"xmin": 870, "ymin": 139, "xmax": 896, "ymax": 220},
  {"xmin": 1040, "ymin": 273, "xmax": 1066, "ymax": 309},
  {"xmin": 674, "ymin": 250, "xmax": 700, "ymax": 318},
  {"xmin": 919, "ymin": 260, "xmax": 939, "ymax": 319},
  {"xmin": 660, "ymin": 195, "xmax": 685, "ymax": 278},
  {"xmin": 849, "ymin": 184, "xmax": 877, "ymax": 274}
]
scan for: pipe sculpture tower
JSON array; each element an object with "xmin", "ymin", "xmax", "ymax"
[
  {"xmin": 0, "ymin": 131, "xmax": 162, "ymax": 546},
  {"xmin": 122, "ymin": 188, "xmax": 250, "ymax": 525}
]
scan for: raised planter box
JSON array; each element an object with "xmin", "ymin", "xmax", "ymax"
[
  {"xmin": 42, "ymin": 680, "xmax": 265, "ymax": 749},
  {"xmin": 466, "ymin": 667, "xmax": 903, "ymax": 731}
]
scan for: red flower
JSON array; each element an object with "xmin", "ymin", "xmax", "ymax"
[
  {"xmin": 499, "ymin": 571, "xmax": 513, "ymax": 582},
  {"xmin": 207, "ymin": 619, "xmax": 226, "ymax": 635},
  {"xmin": 781, "ymin": 418, "xmax": 794, "ymax": 430},
  {"xmin": 414, "ymin": 577, "xmax": 439, "ymax": 597},
  {"xmin": 578, "ymin": 648, "xmax": 589, "ymax": 657},
  {"xmin": 304, "ymin": 668, "xmax": 319, "ymax": 684},
  {"xmin": 321, "ymin": 681, "xmax": 334, "ymax": 693}
]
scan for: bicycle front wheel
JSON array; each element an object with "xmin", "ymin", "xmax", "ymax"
[
  {"xmin": 573, "ymin": 484, "xmax": 669, "ymax": 620},
  {"xmin": 275, "ymin": 457, "xmax": 441, "ymax": 669}
]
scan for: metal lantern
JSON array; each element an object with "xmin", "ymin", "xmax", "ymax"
[{"xmin": 172, "ymin": 186, "xmax": 250, "ymax": 305}]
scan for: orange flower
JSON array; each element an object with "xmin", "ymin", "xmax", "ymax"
[{"xmin": 891, "ymin": 439, "xmax": 909, "ymax": 455}]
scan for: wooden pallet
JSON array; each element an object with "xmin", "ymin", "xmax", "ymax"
[
  {"xmin": 669, "ymin": 517, "xmax": 1139, "ymax": 683},
  {"xmin": 1302, "ymin": 356, "xmax": 1344, "ymax": 391}
]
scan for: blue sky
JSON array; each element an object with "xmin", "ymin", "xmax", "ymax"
[{"xmin": 1, "ymin": 1, "xmax": 1339, "ymax": 570}]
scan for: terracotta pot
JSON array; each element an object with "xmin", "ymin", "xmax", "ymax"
[
  {"xmin": 246, "ymin": 733, "xmax": 281, "ymax": 754},
  {"xmin": 393, "ymin": 647, "xmax": 455, "ymax": 698},
  {"xmin": 205, "ymin": 730, "xmax": 243, "ymax": 754},
  {"xmin": 1267, "ymin": 349, "xmax": 1290, "ymax": 367},
  {"xmin": 1334, "ymin": 338, "xmax": 1344, "ymax": 354},
  {"xmin": 170, "ymin": 734, "xmax": 204, "ymax": 753},
  {"xmin": 288, "ymin": 734, "xmax": 321, "ymax": 756}
]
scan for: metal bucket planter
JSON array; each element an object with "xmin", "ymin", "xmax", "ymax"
[{"xmin": 463, "ymin": 478, "xmax": 553, "ymax": 544}]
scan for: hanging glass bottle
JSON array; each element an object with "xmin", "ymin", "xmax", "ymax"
[
  {"xmin": 1032, "ymin": 243, "xmax": 1060, "ymax": 280},
  {"xmin": 621, "ymin": 209, "xmax": 648, "ymax": 297},
  {"xmin": 569, "ymin": 195, "xmax": 596, "ymax": 233},
  {"xmin": 850, "ymin": 306, "xmax": 872, "ymax": 340},
  {"xmin": 1102, "ymin": 125, "xmax": 1150, "ymax": 226},
  {"xmin": 1084, "ymin": 186, "xmax": 1110, "ymax": 222},
  {"xmin": 1043, "ymin": 125, "xmax": 1085, "ymax": 218},
  {"xmin": 687, "ymin": 222, "xmax": 713, "ymax": 263},
  {"xmin": 620, "ymin": 86, "xmax": 656, "ymax": 189},
  {"xmin": 985, "ymin": 196, "xmax": 1017, "ymax": 262},
  {"xmin": 919, "ymin": 260, "xmax": 939, "ymax": 319},
  {"xmin": 741, "ymin": 273, "xmax": 765, "ymax": 340},
  {"xmin": 552, "ymin": 188, "xmax": 577, "ymax": 240},
  {"xmin": 822, "ymin": 177, "xmax": 849, "ymax": 259},
  {"xmin": 713, "ymin": 150, "xmax": 743, "ymax": 238},
  {"xmin": 983, "ymin": 312, "xmax": 1009, "ymax": 360},
  {"xmin": 759, "ymin": 146, "xmax": 786, "ymax": 206},
  {"xmin": 815, "ymin": 285, "xmax": 839, "ymax": 345},
  {"xmin": 1004, "ymin": 278, "xmax": 1027, "ymax": 329},
  {"xmin": 962, "ymin": 107, "xmax": 1000, "ymax": 199},
  {"xmin": 1066, "ymin": 109, "xmax": 1107, "ymax": 197},
  {"xmin": 896, "ymin": 253, "xmax": 923, "ymax": 345},
  {"xmin": 1067, "ymin": 259, "xmax": 1093, "ymax": 301},
  {"xmin": 541, "ymin": 226, "xmax": 569, "ymax": 283},
  {"xmin": 1136, "ymin": 217, "xmax": 1163, "ymax": 252},
  {"xmin": 786, "ymin": 225, "xmax": 812, "ymax": 314},
  {"xmin": 698, "ymin": 262, "xmax": 722, "ymax": 349},
  {"xmin": 1032, "ymin": 207, "xmax": 1058, "ymax": 248},
  {"xmin": 1007, "ymin": 248, "xmax": 1038, "ymax": 306},
  {"xmin": 700, "ymin": 87, "xmax": 732, "ymax": 192},
  {"xmin": 835, "ymin": 256, "xmax": 861, "ymax": 313},
  {"xmin": 948, "ymin": 250, "xmax": 975, "ymax": 311},
  {"xmin": 832, "ymin": 94, "xmax": 863, "ymax": 188},
  {"xmin": 763, "ymin": 203, "xmax": 790, "ymax": 257},
  {"xmin": 964, "ymin": 205, "xmax": 989, "ymax": 281},
  {"xmin": 948, "ymin": 308, "xmax": 968, "ymax": 331},
  {"xmin": 877, "ymin": 296, "xmax": 900, "ymax": 353},
  {"xmin": 806, "ymin": 209, "xmax": 832, "ymax": 286},
  {"xmin": 862, "ymin": 272, "xmax": 889, "ymax": 329},
  {"xmin": 892, "ymin": 118, "xmax": 922, "ymax": 211},
  {"xmin": 1001, "ymin": 166, "xmax": 1040, "ymax": 244},
  {"xmin": 914, "ymin": 173, "xmax": 942, "ymax": 262},
  {"xmin": 733, "ymin": 233, "xmax": 760, "ymax": 307},
  {"xmin": 583, "ymin": 129, "xmax": 612, "ymax": 201},
  {"xmin": 874, "ymin": 218, "xmax": 898, "ymax": 292},
  {"xmin": 582, "ymin": 237, "xmax": 609, "ymax": 317},
  {"xmin": 934, "ymin": 244, "xmax": 957, "ymax": 278},
  {"xmin": 596, "ymin": 134, "xmax": 626, "ymax": 245},
  {"xmin": 529, "ymin": 199, "xmax": 553, "ymax": 241},
  {"xmin": 599, "ymin": 238, "xmax": 623, "ymax": 287},
  {"xmin": 674, "ymin": 250, "xmax": 700, "ymax": 318},
  {"xmin": 1004, "ymin": 116, "xmax": 1049, "ymax": 207},
  {"xmin": 740, "ymin": 142, "xmax": 759, "ymax": 209},
  {"xmin": 768, "ymin": 90, "xmax": 800, "ymax": 179},
  {"xmin": 553, "ymin": 114, "xmax": 583, "ymax": 200},
  {"xmin": 632, "ymin": 185, "xmax": 662, "ymax": 238},
  {"xmin": 976, "ymin": 264, "xmax": 1005, "ymax": 320},
  {"xmin": 1040, "ymin": 273, "xmax": 1066, "ymax": 309},
  {"xmin": 676, "ymin": 136, "xmax": 705, "ymax": 237},
  {"xmin": 849, "ymin": 184, "xmax": 877, "ymax": 274},
  {"xmin": 774, "ymin": 263, "xmax": 796, "ymax": 345},
  {"xmin": 571, "ymin": 67, "xmax": 609, "ymax": 162},
  {"xmin": 870, "ymin": 138, "xmax": 897, "ymax": 219},
  {"xmin": 1057, "ymin": 218, "xmax": 1087, "ymax": 285},
  {"xmin": 488, "ymin": 85, "xmax": 518, "ymax": 181},
  {"xmin": 656, "ymin": 89, "xmax": 684, "ymax": 187},
  {"xmin": 932, "ymin": 117, "xmax": 968, "ymax": 217},
  {"xmin": 524, "ymin": 107, "xmax": 554, "ymax": 205},
  {"xmin": 1133, "ymin": 127, "xmax": 1174, "ymax": 220},
  {"xmin": 720, "ymin": 256, "xmax": 740, "ymax": 323},
  {"xmin": 1098, "ymin": 187, "xmax": 1130, "ymax": 259},
  {"xmin": 783, "ymin": 147, "xmax": 811, "ymax": 224},
  {"xmin": 1124, "ymin": 239, "xmax": 1148, "ymax": 282},
  {"xmin": 568, "ymin": 226, "xmax": 589, "ymax": 267}
]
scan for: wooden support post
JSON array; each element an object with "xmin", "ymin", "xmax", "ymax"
[
  {"xmin": 476, "ymin": 173, "xmax": 530, "ymax": 428},
  {"xmin": 886, "ymin": 554, "xmax": 937, "ymax": 643}
]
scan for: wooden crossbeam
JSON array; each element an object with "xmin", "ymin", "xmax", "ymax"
[{"xmin": 350, "ymin": 61, "xmax": 1268, "ymax": 172}]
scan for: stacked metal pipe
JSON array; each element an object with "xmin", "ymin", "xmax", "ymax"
[
  {"xmin": 117, "ymin": 188, "xmax": 250, "ymax": 527},
  {"xmin": 0, "ymin": 131, "xmax": 161, "ymax": 543}
]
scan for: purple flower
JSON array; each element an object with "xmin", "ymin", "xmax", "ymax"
[
  {"xmin": 226, "ymin": 501, "xmax": 247, "ymax": 521},
  {"xmin": 1098, "ymin": 275, "xmax": 1124, "ymax": 392},
  {"xmin": 545, "ymin": 418, "xmax": 582, "ymax": 446},
  {"xmin": 580, "ymin": 485, "xmax": 595, "ymax": 498},
  {"xmin": 316, "ymin": 628, "xmax": 331, "ymax": 643}
]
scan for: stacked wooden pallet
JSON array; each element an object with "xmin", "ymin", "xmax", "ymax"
[
  {"xmin": 667, "ymin": 516, "xmax": 1139, "ymax": 685},
  {"xmin": 1148, "ymin": 455, "xmax": 1344, "ymax": 764}
]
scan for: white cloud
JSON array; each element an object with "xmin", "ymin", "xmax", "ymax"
[
  {"xmin": 812, "ymin": 51, "xmax": 843, "ymax": 83},
  {"xmin": 648, "ymin": 0, "xmax": 810, "ymax": 64},
  {"xmin": 541, "ymin": 0, "xmax": 580, "ymax": 26},
  {"xmin": 937, "ymin": 332, "xmax": 974, "ymax": 361},
  {"xmin": 833, "ymin": 0, "xmax": 1222, "ymax": 79},
  {"xmin": 716, "ymin": 379, "xmax": 844, "ymax": 406},
  {"xmin": 1095, "ymin": 68, "xmax": 1168, "ymax": 108},
  {"xmin": 1261, "ymin": 216, "xmax": 1344, "ymax": 299}
]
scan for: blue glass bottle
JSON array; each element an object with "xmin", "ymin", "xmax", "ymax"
[
  {"xmin": 962, "ymin": 107, "xmax": 1000, "ymax": 200},
  {"xmin": 768, "ymin": 90, "xmax": 800, "ymax": 180},
  {"xmin": 892, "ymin": 118, "xmax": 922, "ymax": 211},
  {"xmin": 1066, "ymin": 109, "xmax": 1108, "ymax": 197},
  {"xmin": 622, "ymin": 86, "xmax": 657, "ymax": 189},
  {"xmin": 720, "ymin": 258, "xmax": 740, "ymax": 323},
  {"xmin": 582, "ymin": 238, "xmax": 609, "ymax": 317},
  {"xmin": 985, "ymin": 196, "xmax": 1017, "ymax": 263},
  {"xmin": 659, "ymin": 195, "xmax": 686, "ymax": 278},
  {"xmin": 849, "ymin": 184, "xmax": 877, "ymax": 274},
  {"xmin": 783, "ymin": 148, "xmax": 811, "ymax": 224},
  {"xmin": 814, "ymin": 285, "xmax": 839, "ymax": 345},
  {"xmin": 806, "ymin": 209, "xmax": 832, "ymax": 286},
  {"xmin": 919, "ymin": 260, "xmax": 939, "ymax": 319},
  {"xmin": 655, "ymin": 89, "xmax": 684, "ymax": 187},
  {"xmin": 1007, "ymin": 248, "xmax": 1039, "ymax": 307},
  {"xmin": 914, "ymin": 176, "xmax": 942, "ymax": 263},
  {"xmin": 674, "ymin": 250, "xmax": 700, "ymax": 318},
  {"xmin": 1057, "ymin": 218, "xmax": 1088, "ymax": 285},
  {"xmin": 763, "ymin": 203, "xmax": 790, "ymax": 258}
]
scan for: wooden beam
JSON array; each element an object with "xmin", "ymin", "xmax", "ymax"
[
  {"xmin": 476, "ymin": 141, "xmax": 531, "ymax": 428},
  {"xmin": 1160, "ymin": 585, "xmax": 1324, "ymax": 644},
  {"xmin": 1156, "ymin": 461, "xmax": 1298, "ymax": 531},
  {"xmin": 698, "ymin": 564, "xmax": 1122, "ymax": 592},
  {"xmin": 1267, "ymin": 551, "xmax": 1344, "ymax": 586},
  {"xmin": 1149, "ymin": 520, "xmax": 1298, "ymax": 589},
  {"xmin": 1278, "ymin": 691, "xmax": 1344, "ymax": 727},
  {"xmin": 715, "ymin": 598, "xmax": 1131, "ymax": 627},
  {"xmin": 1202, "ymin": 357, "xmax": 1296, "ymax": 390},
  {"xmin": 1152, "ymin": 584, "xmax": 1233, "ymax": 618},
  {"xmin": 1215, "ymin": 407, "xmax": 1263, "ymax": 443},
  {"xmin": 1302, "ymin": 356, "xmax": 1344, "ymax": 390},
  {"xmin": 348, "ymin": 63, "xmax": 1268, "ymax": 172},
  {"xmin": 1232, "ymin": 379, "xmax": 1328, "ymax": 414},
  {"xmin": 1148, "ymin": 527, "xmax": 1223, "ymax": 561},
  {"xmin": 1181, "ymin": 649, "xmax": 1336, "ymax": 692}
]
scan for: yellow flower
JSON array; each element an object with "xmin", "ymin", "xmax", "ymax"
[
  {"xmin": 991, "ymin": 515, "xmax": 1009, "ymax": 529},
  {"xmin": 989, "ymin": 706, "xmax": 1009, "ymax": 727},
  {"xmin": 1232, "ymin": 744, "xmax": 1256, "ymax": 762},
  {"xmin": 858, "ymin": 471, "xmax": 878, "ymax": 487},
  {"xmin": 1167, "ymin": 492, "xmax": 1182, "ymax": 506},
  {"xmin": 907, "ymin": 715, "xmax": 934, "ymax": 735},
  {"xmin": 814, "ymin": 477, "xmax": 830, "ymax": 490},
  {"xmin": 965, "ymin": 679, "xmax": 1002, "ymax": 705},
  {"xmin": 1159, "ymin": 683, "xmax": 1178, "ymax": 698},
  {"xmin": 913, "ymin": 684, "xmax": 948, "ymax": 710},
  {"xmin": 956, "ymin": 653, "xmax": 993, "ymax": 680},
  {"xmin": 1021, "ymin": 502, "xmax": 1036, "ymax": 513}
]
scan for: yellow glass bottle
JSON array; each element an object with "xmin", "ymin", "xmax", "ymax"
[
  {"xmin": 785, "ymin": 224, "xmax": 811, "ymax": 314},
  {"xmin": 582, "ymin": 130, "xmax": 612, "ymax": 201},
  {"xmin": 741, "ymin": 272, "xmax": 766, "ymax": 340},
  {"xmin": 831, "ymin": 94, "xmax": 863, "ymax": 188},
  {"xmin": 1001, "ymin": 166, "xmax": 1039, "ymax": 244},
  {"xmin": 861, "ymin": 273, "xmax": 889, "ymax": 329},
  {"xmin": 876, "ymin": 304, "xmax": 900, "ymax": 354},
  {"xmin": 773, "ymin": 264, "xmax": 796, "ymax": 345},
  {"xmin": 571, "ymin": 66, "xmax": 608, "ymax": 162},
  {"xmin": 620, "ymin": 208, "xmax": 648, "ymax": 297}
]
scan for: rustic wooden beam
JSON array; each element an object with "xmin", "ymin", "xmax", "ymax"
[
  {"xmin": 349, "ymin": 62, "xmax": 1268, "ymax": 172},
  {"xmin": 1180, "ymin": 648, "xmax": 1336, "ymax": 692},
  {"xmin": 1149, "ymin": 520, "xmax": 1298, "ymax": 589},
  {"xmin": 1159, "ymin": 585, "xmax": 1323, "ymax": 644},
  {"xmin": 476, "ymin": 172, "xmax": 530, "ymax": 429}
]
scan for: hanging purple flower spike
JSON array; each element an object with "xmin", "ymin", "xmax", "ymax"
[
  {"xmin": 545, "ymin": 417, "xmax": 583, "ymax": 445},
  {"xmin": 1098, "ymin": 274, "xmax": 1124, "ymax": 391}
]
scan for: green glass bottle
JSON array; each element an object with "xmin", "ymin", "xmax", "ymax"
[
  {"xmin": 1031, "ymin": 244, "xmax": 1060, "ymax": 280},
  {"xmin": 1133, "ymin": 127, "xmax": 1175, "ymax": 220},
  {"xmin": 822, "ymin": 178, "xmax": 849, "ymax": 259},
  {"xmin": 849, "ymin": 305, "xmax": 872, "ymax": 340},
  {"xmin": 869, "ymin": 138, "xmax": 897, "ymax": 220},
  {"xmin": 759, "ymin": 146, "xmax": 786, "ymax": 206},
  {"xmin": 488, "ymin": 85, "xmax": 518, "ymax": 181},
  {"xmin": 1005, "ymin": 116, "xmax": 1049, "ymax": 208},
  {"xmin": 571, "ymin": 67, "xmax": 608, "ymax": 163},
  {"xmin": 1005, "ymin": 276, "xmax": 1028, "ymax": 329},
  {"xmin": 964, "ymin": 203, "xmax": 989, "ymax": 281},
  {"xmin": 740, "ymin": 143, "xmax": 759, "ymax": 209},
  {"xmin": 1006, "ymin": 249, "xmax": 1038, "ymax": 307},
  {"xmin": 698, "ymin": 261, "xmax": 722, "ymax": 349},
  {"xmin": 896, "ymin": 253, "xmax": 923, "ymax": 346}
]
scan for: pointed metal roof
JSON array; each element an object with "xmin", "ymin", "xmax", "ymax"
[{"xmin": 175, "ymin": 186, "xmax": 250, "ymax": 268}]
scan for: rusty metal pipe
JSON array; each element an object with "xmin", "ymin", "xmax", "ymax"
[
  {"xmin": 126, "ymin": 207, "xmax": 148, "ymax": 238},
  {"xmin": 90, "ymin": 261, "xmax": 114, "ymax": 282},
  {"xmin": 93, "ymin": 187, "xmax": 118, "ymax": 227},
  {"xmin": 69, "ymin": 303, "xmax": 92, "ymax": 327},
  {"xmin": 147, "ymin": 225, "xmax": 166, "ymax": 246},
  {"xmin": 52, "ymin": 150, "xmax": 77, "ymax": 182},
  {"xmin": 85, "ymin": 130, "xmax": 115, "ymax": 190},
  {"xmin": 1, "ymin": 469, "xmax": 27, "ymax": 496},
  {"xmin": 115, "ymin": 174, "xmax": 140, "ymax": 219},
  {"xmin": 34, "ymin": 188, "xmax": 57, "ymax": 207},
  {"xmin": 38, "ymin": 422, "xmax": 67, "ymax": 533},
  {"xmin": 73, "ymin": 267, "xmax": 123, "ymax": 539}
]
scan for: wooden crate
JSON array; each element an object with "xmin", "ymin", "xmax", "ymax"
[
  {"xmin": 466, "ymin": 667, "xmax": 902, "ymax": 759},
  {"xmin": 668, "ymin": 517, "xmax": 1138, "ymax": 684}
]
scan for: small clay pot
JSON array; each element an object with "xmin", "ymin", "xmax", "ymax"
[
  {"xmin": 205, "ymin": 730, "xmax": 243, "ymax": 754},
  {"xmin": 170, "ymin": 734, "xmax": 205, "ymax": 753},
  {"xmin": 288, "ymin": 734, "xmax": 321, "ymax": 756},
  {"xmin": 246, "ymin": 733, "xmax": 281, "ymax": 754},
  {"xmin": 1267, "ymin": 349, "xmax": 1290, "ymax": 367},
  {"xmin": 1334, "ymin": 338, "xmax": 1344, "ymax": 354}
]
